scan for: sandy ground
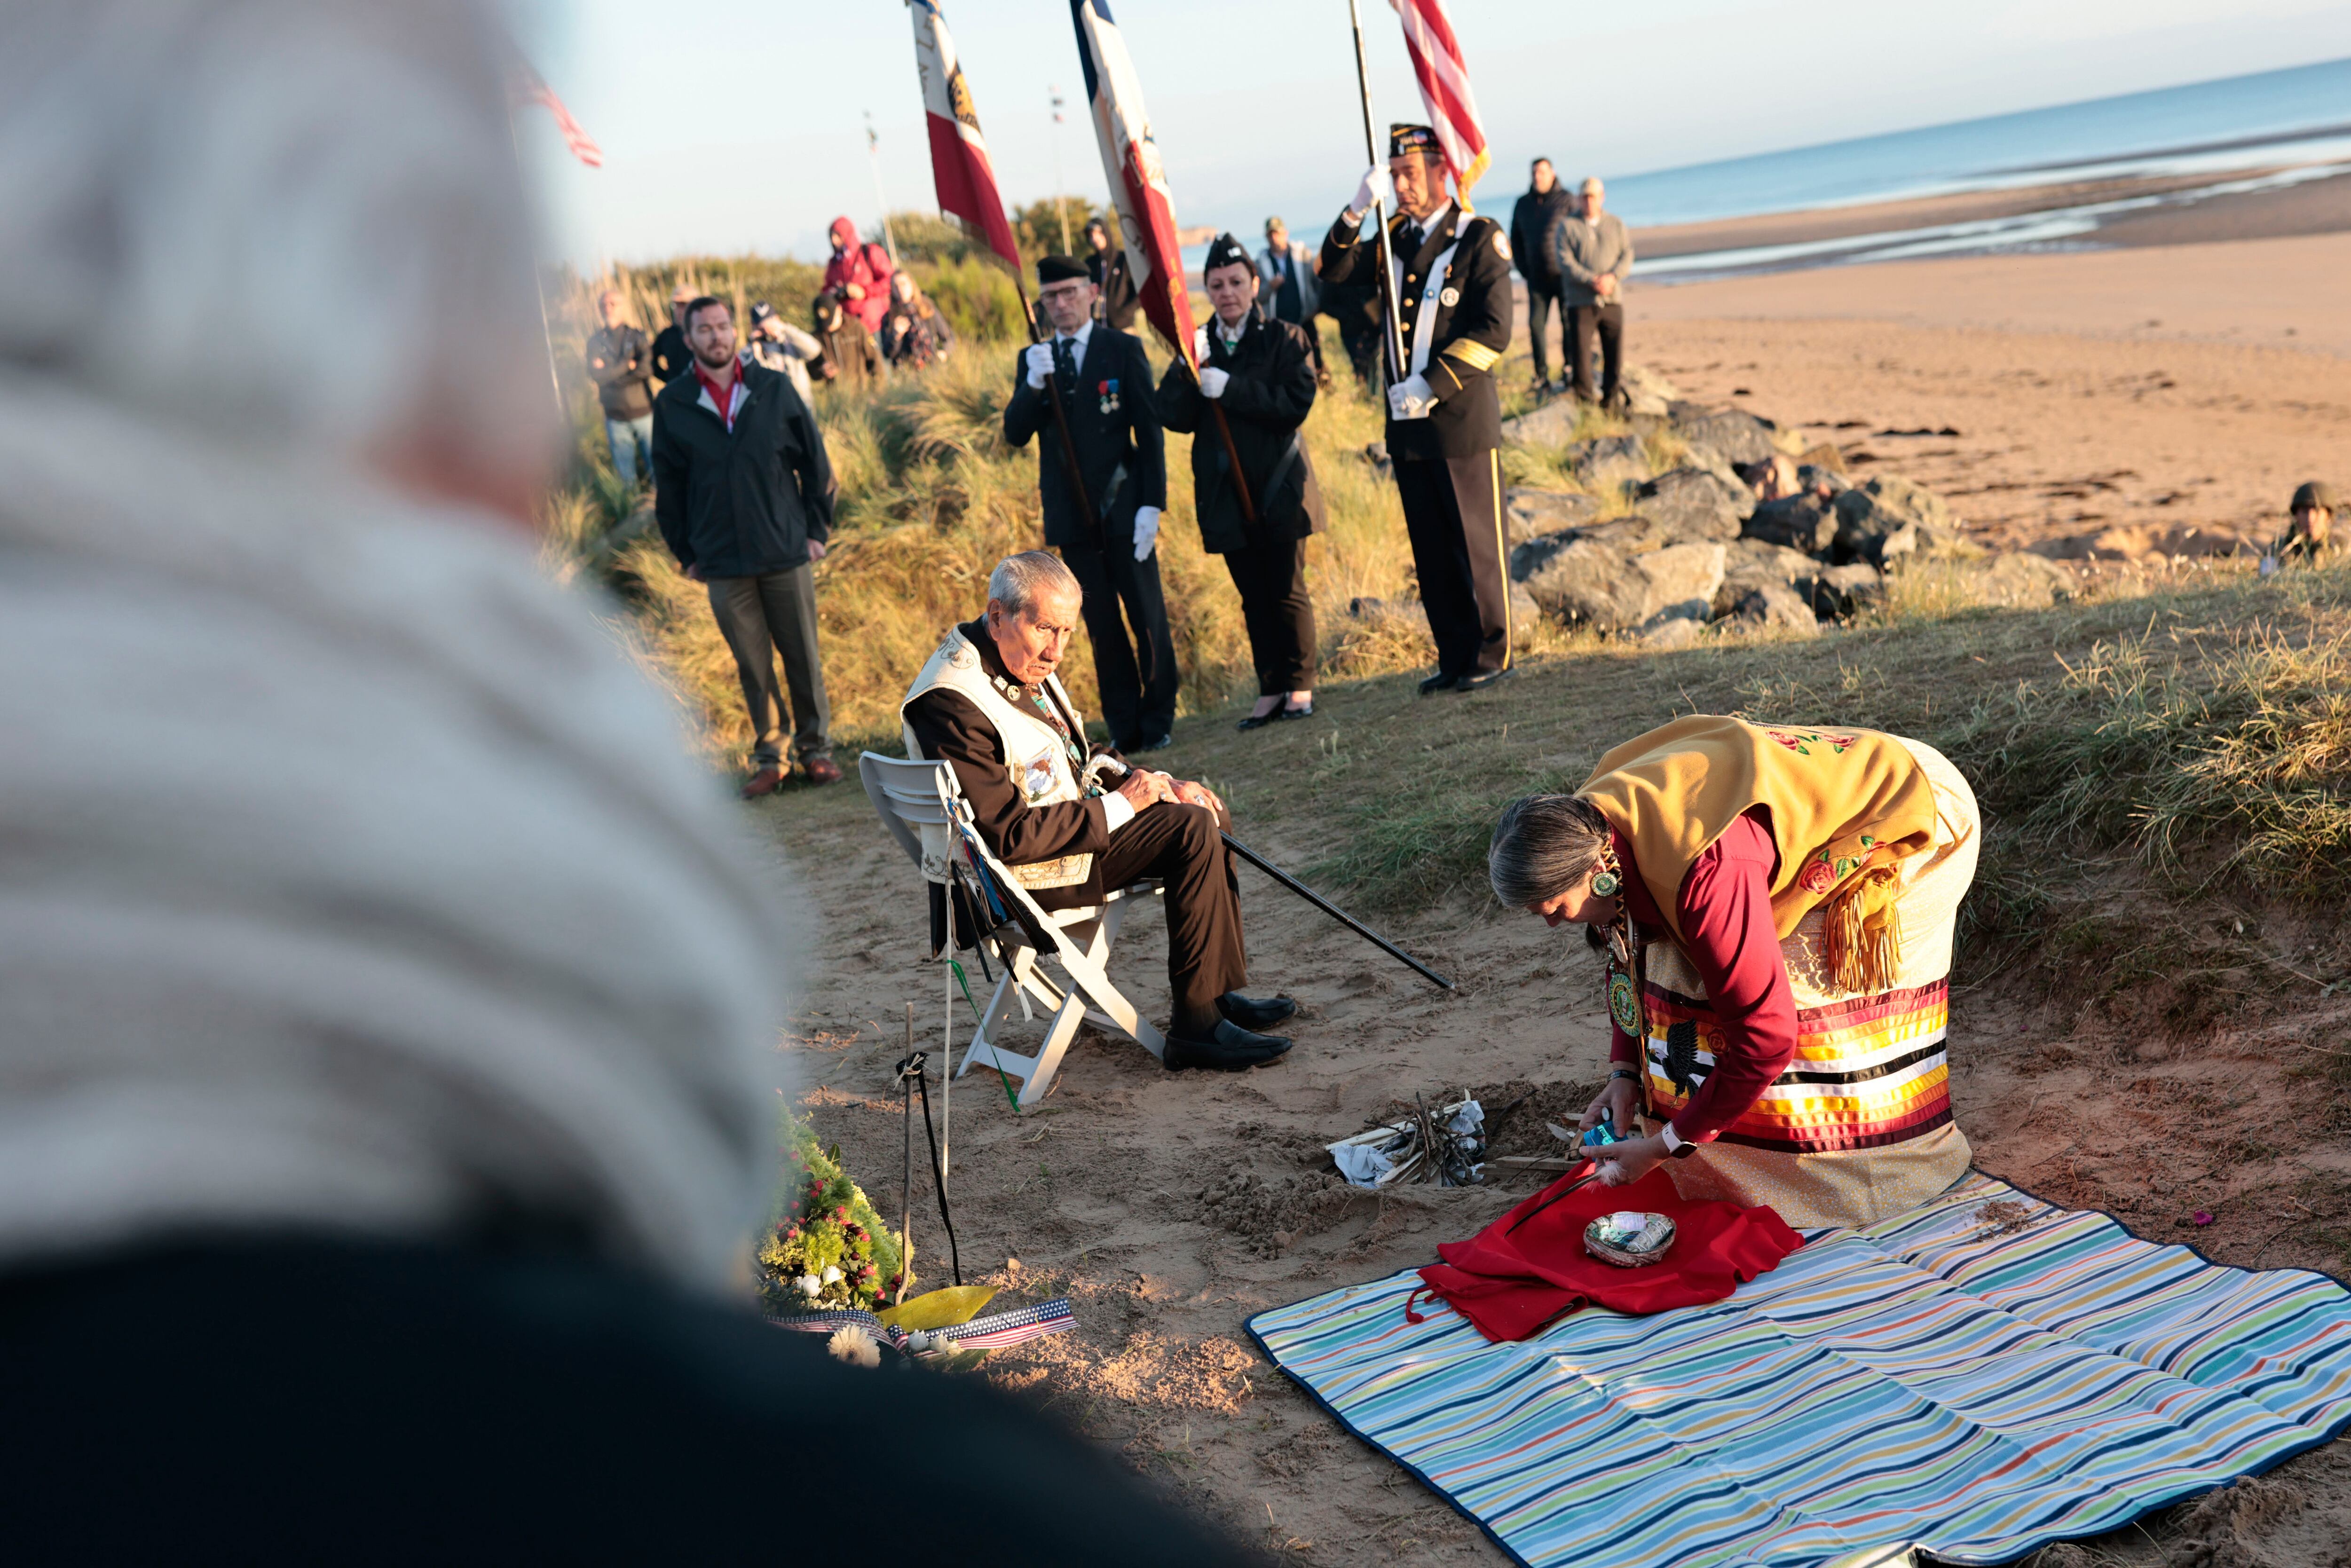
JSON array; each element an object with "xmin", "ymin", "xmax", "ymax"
[{"xmin": 767, "ymin": 233, "xmax": 2351, "ymax": 1565}]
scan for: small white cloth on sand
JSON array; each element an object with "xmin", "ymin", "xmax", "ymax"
[{"xmin": 1333, "ymin": 1143, "xmax": 1398, "ymax": 1188}]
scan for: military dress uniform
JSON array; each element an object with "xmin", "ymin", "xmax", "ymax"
[{"xmin": 1321, "ymin": 141, "xmax": 1515, "ymax": 687}]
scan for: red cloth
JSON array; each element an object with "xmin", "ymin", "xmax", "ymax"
[
  {"xmin": 1412, "ymin": 1167, "xmax": 1801, "ymax": 1343},
  {"xmin": 824, "ymin": 218, "xmax": 894, "ymax": 334},
  {"xmin": 1608, "ymin": 808, "xmax": 1799, "ymax": 1144}
]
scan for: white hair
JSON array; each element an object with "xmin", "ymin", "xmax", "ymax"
[
  {"xmin": 0, "ymin": 0, "xmax": 552, "ymax": 481},
  {"xmin": 987, "ymin": 550, "xmax": 1081, "ymax": 615}
]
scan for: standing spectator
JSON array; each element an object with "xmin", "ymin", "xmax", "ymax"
[
  {"xmin": 1083, "ymin": 216, "xmax": 1142, "ymax": 331},
  {"xmin": 1157, "ymin": 236, "xmax": 1325, "ymax": 731},
  {"xmin": 823, "ymin": 218, "xmax": 894, "ymax": 336},
  {"xmin": 1554, "ymin": 176, "xmax": 1634, "ymax": 409},
  {"xmin": 1256, "ymin": 217, "xmax": 1327, "ymax": 386},
  {"xmin": 746, "ymin": 301, "xmax": 823, "ymax": 405},
  {"xmin": 650, "ymin": 297, "xmax": 839, "ymax": 796},
  {"xmin": 651, "ymin": 283, "xmax": 696, "ymax": 385},
  {"xmin": 810, "ymin": 290, "xmax": 882, "ymax": 395},
  {"xmin": 585, "ymin": 289, "xmax": 655, "ymax": 484},
  {"xmin": 1509, "ymin": 158, "xmax": 1574, "ymax": 395},
  {"xmin": 880, "ymin": 272, "xmax": 955, "ymax": 370},
  {"xmin": 1003, "ymin": 255, "xmax": 1174, "ymax": 751}
]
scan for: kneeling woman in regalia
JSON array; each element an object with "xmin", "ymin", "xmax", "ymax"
[{"xmin": 1488, "ymin": 715, "xmax": 1980, "ymax": 1228}]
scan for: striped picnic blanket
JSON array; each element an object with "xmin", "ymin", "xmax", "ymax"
[{"xmin": 1247, "ymin": 1173, "xmax": 2351, "ymax": 1567}]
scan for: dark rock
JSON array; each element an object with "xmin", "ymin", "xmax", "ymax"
[
  {"xmin": 1832, "ymin": 474, "xmax": 1974, "ymax": 563},
  {"xmin": 1347, "ymin": 594, "xmax": 1428, "ymax": 634},
  {"xmin": 1638, "ymin": 616, "xmax": 1703, "ymax": 650},
  {"xmin": 1715, "ymin": 541, "xmax": 1820, "ymax": 617},
  {"xmin": 1509, "ymin": 583, "xmax": 1540, "ymax": 647},
  {"xmin": 1566, "ymin": 433, "xmax": 1652, "ymax": 491},
  {"xmin": 1805, "ymin": 563, "xmax": 1885, "ymax": 620},
  {"xmin": 1632, "ymin": 542, "xmax": 1726, "ymax": 625},
  {"xmin": 1516, "ymin": 536, "xmax": 1649, "ymax": 632},
  {"xmin": 1728, "ymin": 579, "xmax": 1820, "ymax": 638},
  {"xmin": 1571, "ymin": 515, "xmax": 1670, "ymax": 556},
  {"xmin": 1965, "ymin": 552, "xmax": 2074, "ymax": 608},
  {"xmin": 1745, "ymin": 496, "xmax": 1835, "ymax": 554},
  {"xmin": 1498, "ymin": 400, "xmax": 1579, "ymax": 448},
  {"xmin": 1635, "ymin": 467, "xmax": 1747, "ymax": 544},
  {"xmin": 1673, "ymin": 408, "xmax": 1779, "ymax": 466},
  {"xmin": 1503, "ymin": 487, "xmax": 1602, "ymax": 546}
]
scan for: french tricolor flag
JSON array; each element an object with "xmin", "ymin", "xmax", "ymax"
[
  {"xmin": 1070, "ymin": 0, "xmax": 1197, "ymax": 370},
  {"xmin": 909, "ymin": 0, "xmax": 1021, "ymax": 272}
]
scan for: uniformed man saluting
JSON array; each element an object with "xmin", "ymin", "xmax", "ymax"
[{"xmin": 1320, "ymin": 123, "xmax": 1515, "ymax": 694}]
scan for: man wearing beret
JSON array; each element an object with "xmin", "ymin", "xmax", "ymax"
[
  {"xmin": 1002, "ymin": 255, "xmax": 1176, "ymax": 751},
  {"xmin": 1319, "ymin": 123, "xmax": 1515, "ymax": 695}
]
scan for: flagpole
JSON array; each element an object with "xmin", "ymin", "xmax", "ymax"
[
  {"xmin": 1345, "ymin": 0, "xmax": 1407, "ymax": 385},
  {"xmin": 864, "ymin": 111, "xmax": 901, "ymax": 267}
]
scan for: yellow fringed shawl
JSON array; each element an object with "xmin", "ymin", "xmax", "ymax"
[{"xmin": 1578, "ymin": 716, "xmax": 1940, "ymax": 992}]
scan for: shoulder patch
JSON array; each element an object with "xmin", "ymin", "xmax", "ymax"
[{"xmin": 1493, "ymin": 229, "xmax": 1511, "ymax": 261}]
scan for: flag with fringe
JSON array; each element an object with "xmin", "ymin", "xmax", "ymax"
[{"xmin": 909, "ymin": 0, "xmax": 1021, "ymax": 272}]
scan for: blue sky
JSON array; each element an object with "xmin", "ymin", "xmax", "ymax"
[{"xmin": 512, "ymin": 0, "xmax": 2351, "ymax": 267}]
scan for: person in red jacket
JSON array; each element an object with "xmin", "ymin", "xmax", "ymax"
[{"xmin": 823, "ymin": 217, "xmax": 894, "ymax": 336}]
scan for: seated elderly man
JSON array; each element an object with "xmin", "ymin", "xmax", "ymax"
[{"xmin": 903, "ymin": 552, "xmax": 1296, "ymax": 1071}]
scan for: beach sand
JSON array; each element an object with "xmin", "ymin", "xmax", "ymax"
[{"xmin": 776, "ymin": 213, "xmax": 2351, "ymax": 1563}]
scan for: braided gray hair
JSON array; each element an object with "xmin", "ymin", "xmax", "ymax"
[{"xmin": 1488, "ymin": 794, "xmax": 1614, "ymax": 907}]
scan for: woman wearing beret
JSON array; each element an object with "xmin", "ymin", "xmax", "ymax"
[
  {"xmin": 1488, "ymin": 716, "xmax": 1981, "ymax": 1227},
  {"xmin": 1157, "ymin": 233, "xmax": 1326, "ymax": 731}
]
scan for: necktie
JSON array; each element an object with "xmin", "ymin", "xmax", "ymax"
[
  {"xmin": 1400, "ymin": 222, "xmax": 1423, "ymax": 256},
  {"xmin": 1053, "ymin": 336, "xmax": 1077, "ymax": 405}
]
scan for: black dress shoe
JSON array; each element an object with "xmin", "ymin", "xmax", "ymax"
[
  {"xmin": 1133, "ymin": 733, "xmax": 1175, "ymax": 752},
  {"xmin": 1236, "ymin": 707, "xmax": 1284, "ymax": 732},
  {"xmin": 1418, "ymin": 671, "xmax": 1460, "ymax": 696},
  {"xmin": 1455, "ymin": 667, "xmax": 1515, "ymax": 693},
  {"xmin": 1162, "ymin": 1018, "xmax": 1293, "ymax": 1071},
  {"xmin": 1217, "ymin": 991, "xmax": 1296, "ymax": 1029},
  {"xmin": 1280, "ymin": 701, "xmax": 1315, "ymax": 720}
]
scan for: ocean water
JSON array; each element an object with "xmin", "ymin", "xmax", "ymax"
[{"xmin": 1613, "ymin": 56, "xmax": 2351, "ymax": 226}]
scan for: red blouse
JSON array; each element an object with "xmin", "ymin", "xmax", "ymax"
[{"xmin": 1606, "ymin": 807, "xmax": 1798, "ymax": 1145}]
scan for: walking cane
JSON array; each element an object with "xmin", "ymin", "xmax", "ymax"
[{"xmin": 1222, "ymin": 832, "xmax": 1455, "ymax": 991}]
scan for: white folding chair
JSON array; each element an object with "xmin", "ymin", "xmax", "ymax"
[{"xmin": 860, "ymin": 753, "xmax": 1166, "ymax": 1114}]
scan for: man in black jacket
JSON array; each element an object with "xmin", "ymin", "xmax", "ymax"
[
  {"xmin": 651, "ymin": 296, "xmax": 839, "ymax": 796},
  {"xmin": 1083, "ymin": 217, "xmax": 1142, "ymax": 331},
  {"xmin": 650, "ymin": 283, "xmax": 695, "ymax": 385},
  {"xmin": 1002, "ymin": 254, "xmax": 1175, "ymax": 751},
  {"xmin": 1321, "ymin": 124, "xmax": 1516, "ymax": 694},
  {"xmin": 1509, "ymin": 158, "xmax": 1573, "ymax": 394},
  {"xmin": 1157, "ymin": 234, "xmax": 1324, "ymax": 730}
]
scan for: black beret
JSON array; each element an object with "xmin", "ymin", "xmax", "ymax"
[
  {"xmin": 1202, "ymin": 232, "xmax": 1251, "ymax": 280},
  {"xmin": 1389, "ymin": 123, "xmax": 1439, "ymax": 160},
  {"xmin": 1036, "ymin": 253, "xmax": 1089, "ymax": 284}
]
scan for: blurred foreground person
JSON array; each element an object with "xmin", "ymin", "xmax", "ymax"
[
  {"xmin": 653, "ymin": 297, "xmax": 839, "ymax": 794},
  {"xmin": 0, "ymin": 4, "xmax": 1247, "ymax": 1562},
  {"xmin": 2265, "ymin": 480, "xmax": 2338, "ymax": 571},
  {"xmin": 1157, "ymin": 235, "xmax": 1324, "ymax": 730},
  {"xmin": 585, "ymin": 288, "xmax": 655, "ymax": 483}
]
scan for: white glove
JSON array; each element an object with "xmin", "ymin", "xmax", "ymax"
[
  {"xmin": 1191, "ymin": 325, "xmax": 1211, "ymax": 362},
  {"xmin": 1024, "ymin": 341, "xmax": 1054, "ymax": 389},
  {"xmin": 1351, "ymin": 165, "xmax": 1393, "ymax": 218},
  {"xmin": 1387, "ymin": 373, "xmax": 1436, "ymax": 420},
  {"xmin": 1199, "ymin": 366, "xmax": 1230, "ymax": 400},
  {"xmin": 1132, "ymin": 505, "xmax": 1160, "ymax": 562}
]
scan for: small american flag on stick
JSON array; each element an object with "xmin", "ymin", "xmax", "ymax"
[
  {"xmin": 1387, "ymin": 0, "xmax": 1487, "ymax": 197},
  {"xmin": 508, "ymin": 58, "xmax": 603, "ymax": 169}
]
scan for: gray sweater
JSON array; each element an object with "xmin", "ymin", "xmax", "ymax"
[{"xmin": 1551, "ymin": 211, "xmax": 1634, "ymax": 307}]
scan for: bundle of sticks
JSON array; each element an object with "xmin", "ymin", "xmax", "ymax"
[{"xmin": 1326, "ymin": 1090, "xmax": 1532, "ymax": 1189}]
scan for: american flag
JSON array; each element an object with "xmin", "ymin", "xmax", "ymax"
[
  {"xmin": 1387, "ymin": 0, "xmax": 1488, "ymax": 198},
  {"xmin": 508, "ymin": 58, "xmax": 603, "ymax": 170}
]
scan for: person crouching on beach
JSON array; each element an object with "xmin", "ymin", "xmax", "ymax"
[
  {"xmin": 2265, "ymin": 481, "xmax": 2337, "ymax": 572},
  {"xmin": 1489, "ymin": 715, "xmax": 1982, "ymax": 1228},
  {"xmin": 1156, "ymin": 234, "xmax": 1326, "ymax": 732}
]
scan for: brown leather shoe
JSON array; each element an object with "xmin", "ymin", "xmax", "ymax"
[
  {"xmin": 739, "ymin": 766, "xmax": 785, "ymax": 800},
  {"xmin": 802, "ymin": 756, "xmax": 843, "ymax": 786}
]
